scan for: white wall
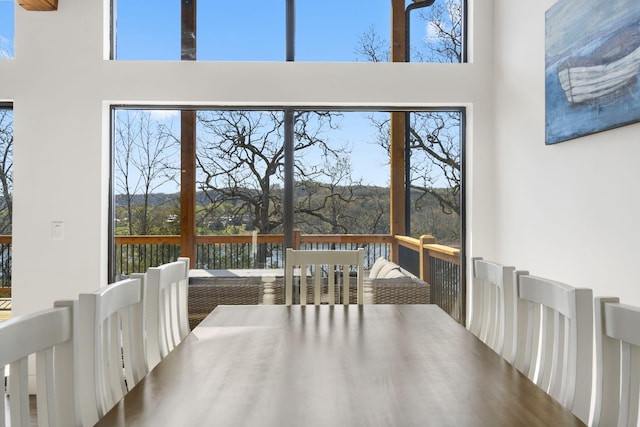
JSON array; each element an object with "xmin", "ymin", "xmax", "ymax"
[
  {"xmin": 493, "ymin": 0, "xmax": 640, "ymax": 305},
  {"xmin": 0, "ymin": 0, "xmax": 495, "ymax": 315}
]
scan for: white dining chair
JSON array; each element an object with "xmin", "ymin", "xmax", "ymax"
[
  {"xmin": 513, "ymin": 272, "xmax": 592, "ymax": 425},
  {"xmin": 145, "ymin": 257, "xmax": 190, "ymax": 370},
  {"xmin": 593, "ymin": 297, "xmax": 640, "ymax": 427},
  {"xmin": 1, "ymin": 301, "xmax": 78, "ymax": 427},
  {"xmin": 469, "ymin": 257, "xmax": 517, "ymax": 362},
  {"xmin": 285, "ymin": 248, "xmax": 364, "ymax": 305},
  {"xmin": 77, "ymin": 277, "xmax": 147, "ymax": 427}
]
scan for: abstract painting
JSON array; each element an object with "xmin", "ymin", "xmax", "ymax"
[{"xmin": 545, "ymin": 0, "xmax": 640, "ymax": 144}]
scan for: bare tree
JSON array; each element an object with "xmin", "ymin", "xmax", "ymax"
[
  {"xmin": 369, "ymin": 112, "xmax": 460, "ymax": 215},
  {"xmin": 355, "ymin": 1, "xmax": 462, "ymax": 63},
  {"xmin": 0, "ymin": 109, "xmax": 12, "ymax": 235},
  {"xmin": 196, "ymin": 110, "xmax": 349, "ymax": 236},
  {"xmin": 416, "ymin": 0, "xmax": 463, "ymax": 63},
  {"xmin": 355, "ymin": 0, "xmax": 463, "ymax": 240},
  {"xmin": 295, "ymin": 158, "xmax": 363, "ymax": 234},
  {"xmin": 114, "ymin": 111, "xmax": 179, "ymax": 235},
  {"xmin": 354, "ymin": 24, "xmax": 389, "ymax": 62},
  {"xmin": 408, "ymin": 112, "xmax": 461, "ymax": 215}
]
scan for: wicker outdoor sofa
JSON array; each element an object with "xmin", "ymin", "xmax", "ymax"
[{"xmin": 188, "ymin": 259, "xmax": 430, "ymax": 329}]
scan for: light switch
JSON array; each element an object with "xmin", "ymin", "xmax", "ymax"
[{"xmin": 51, "ymin": 221, "xmax": 64, "ymax": 240}]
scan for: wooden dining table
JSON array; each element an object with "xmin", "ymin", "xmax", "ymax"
[{"xmin": 95, "ymin": 304, "xmax": 586, "ymax": 426}]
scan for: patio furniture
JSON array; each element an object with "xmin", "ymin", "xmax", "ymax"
[
  {"xmin": 469, "ymin": 257, "xmax": 517, "ymax": 362},
  {"xmin": 285, "ymin": 248, "xmax": 365, "ymax": 305},
  {"xmin": 0, "ymin": 301, "xmax": 76, "ymax": 427},
  {"xmin": 77, "ymin": 277, "xmax": 147, "ymax": 427},
  {"xmin": 187, "ymin": 267, "xmax": 430, "ymax": 328},
  {"xmin": 94, "ymin": 305, "xmax": 587, "ymax": 426},
  {"xmin": 513, "ymin": 272, "xmax": 593, "ymax": 425},
  {"xmin": 593, "ymin": 297, "xmax": 640, "ymax": 427},
  {"xmin": 188, "ymin": 273, "xmax": 283, "ymax": 329},
  {"xmin": 364, "ymin": 257, "xmax": 430, "ymax": 304}
]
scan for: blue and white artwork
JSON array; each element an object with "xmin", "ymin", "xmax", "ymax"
[{"xmin": 545, "ymin": 0, "xmax": 640, "ymax": 144}]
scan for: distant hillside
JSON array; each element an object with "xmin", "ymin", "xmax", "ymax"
[{"xmin": 115, "ymin": 186, "xmax": 395, "ymax": 208}]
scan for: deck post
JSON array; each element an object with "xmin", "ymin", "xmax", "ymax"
[
  {"xmin": 179, "ymin": 0, "xmax": 197, "ymax": 265},
  {"xmin": 389, "ymin": 0, "xmax": 407, "ymax": 263},
  {"xmin": 419, "ymin": 234, "xmax": 436, "ymax": 283}
]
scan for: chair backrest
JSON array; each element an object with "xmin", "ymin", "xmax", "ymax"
[
  {"xmin": 285, "ymin": 248, "xmax": 364, "ymax": 305},
  {"xmin": 145, "ymin": 258, "xmax": 190, "ymax": 370},
  {"xmin": 469, "ymin": 257, "xmax": 517, "ymax": 362},
  {"xmin": 513, "ymin": 272, "xmax": 592, "ymax": 425},
  {"xmin": 77, "ymin": 277, "xmax": 147, "ymax": 426},
  {"xmin": 593, "ymin": 297, "xmax": 640, "ymax": 427},
  {"xmin": 1, "ymin": 301, "xmax": 78, "ymax": 427}
]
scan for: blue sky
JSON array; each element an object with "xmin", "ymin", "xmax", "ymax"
[
  {"xmin": 1, "ymin": 1, "xmax": 435, "ymax": 62},
  {"xmin": 0, "ymin": 0, "xmax": 433, "ymax": 61},
  {"xmin": 0, "ymin": 0, "xmax": 13, "ymax": 59},
  {"xmin": 115, "ymin": 1, "xmax": 405, "ymax": 61}
]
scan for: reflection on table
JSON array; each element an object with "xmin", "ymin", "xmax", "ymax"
[{"xmin": 96, "ymin": 304, "xmax": 586, "ymax": 427}]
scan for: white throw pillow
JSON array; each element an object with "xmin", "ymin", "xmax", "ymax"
[
  {"xmin": 368, "ymin": 257, "xmax": 389, "ymax": 279},
  {"xmin": 377, "ymin": 262, "xmax": 401, "ymax": 279}
]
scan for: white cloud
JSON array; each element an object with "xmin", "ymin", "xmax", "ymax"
[
  {"xmin": 426, "ymin": 21, "xmax": 440, "ymax": 41},
  {"xmin": 0, "ymin": 34, "xmax": 12, "ymax": 59}
]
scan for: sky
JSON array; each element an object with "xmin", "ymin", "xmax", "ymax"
[
  {"xmin": 0, "ymin": 0, "xmax": 13, "ymax": 59},
  {"xmin": 1, "ymin": 1, "xmax": 451, "ymax": 189},
  {"xmin": 115, "ymin": 1, "xmax": 407, "ymax": 62}
]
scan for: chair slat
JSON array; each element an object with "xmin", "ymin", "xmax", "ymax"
[
  {"xmin": 515, "ymin": 273, "xmax": 592, "ymax": 425},
  {"xmin": 594, "ymin": 297, "xmax": 640, "ymax": 427},
  {"xmin": 145, "ymin": 258, "xmax": 190, "ymax": 370},
  {"xmin": 1, "ymin": 304, "xmax": 76, "ymax": 427},
  {"xmin": 285, "ymin": 249, "xmax": 364, "ymax": 306},
  {"xmin": 469, "ymin": 258, "xmax": 516, "ymax": 362},
  {"xmin": 8, "ymin": 358, "xmax": 29, "ymax": 427},
  {"xmin": 77, "ymin": 277, "xmax": 146, "ymax": 427}
]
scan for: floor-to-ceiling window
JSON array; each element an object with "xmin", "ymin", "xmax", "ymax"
[
  {"xmin": 0, "ymin": 105, "xmax": 13, "ymax": 290},
  {"xmin": 112, "ymin": 109, "xmax": 181, "ymax": 278},
  {"xmin": 108, "ymin": 0, "xmax": 467, "ymax": 321},
  {"xmin": 111, "ymin": 107, "xmax": 462, "ymax": 269}
]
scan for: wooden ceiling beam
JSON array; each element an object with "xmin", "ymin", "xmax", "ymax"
[{"xmin": 18, "ymin": 0, "xmax": 58, "ymax": 11}]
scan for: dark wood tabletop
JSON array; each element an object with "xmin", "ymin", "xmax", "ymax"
[{"xmin": 95, "ymin": 304, "xmax": 586, "ymax": 427}]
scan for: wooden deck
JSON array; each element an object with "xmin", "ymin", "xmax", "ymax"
[{"xmin": 0, "ymin": 298, "xmax": 11, "ymax": 321}]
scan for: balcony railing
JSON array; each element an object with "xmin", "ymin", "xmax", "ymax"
[
  {"xmin": 114, "ymin": 233, "xmax": 394, "ymax": 275},
  {"xmin": 0, "ymin": 236, "xmax": 10, "ymax": 289},
  {"xmin": 0, "ymin": 233, "xmax": 462, "ymax": 322},
  {"xmin": 114, "ymin": 232, "xmax": 463, "ymax": 323},
  {"xmin": 395, "ymin": 235, "xmax": 463, "ymax": 323}
]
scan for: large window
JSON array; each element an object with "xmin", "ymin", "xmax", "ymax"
[
  {"xmin": 0, "ymin": 0, "xmax": 14, "ymax": 59},
  {"xmin": 113, "ymin": 110, "xmax": 181, "ymax": 237},
  {"xmin": 195, "ymin": 110, "xmax": 390, "ymax": 238},
  {"xmin": 111, "ymin": 107, "xmax": 462, "ymax": 275},
  {"xmin": 406, "ymin": 111, "xmax": 462, "ymax": 246},
  {"xmin": 112, "ymin": 0, "xmax": 465, "ymax": 63},
  {"xmin": 0, "ymin": 105, "xmax": 12, "ymax": 288}
]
